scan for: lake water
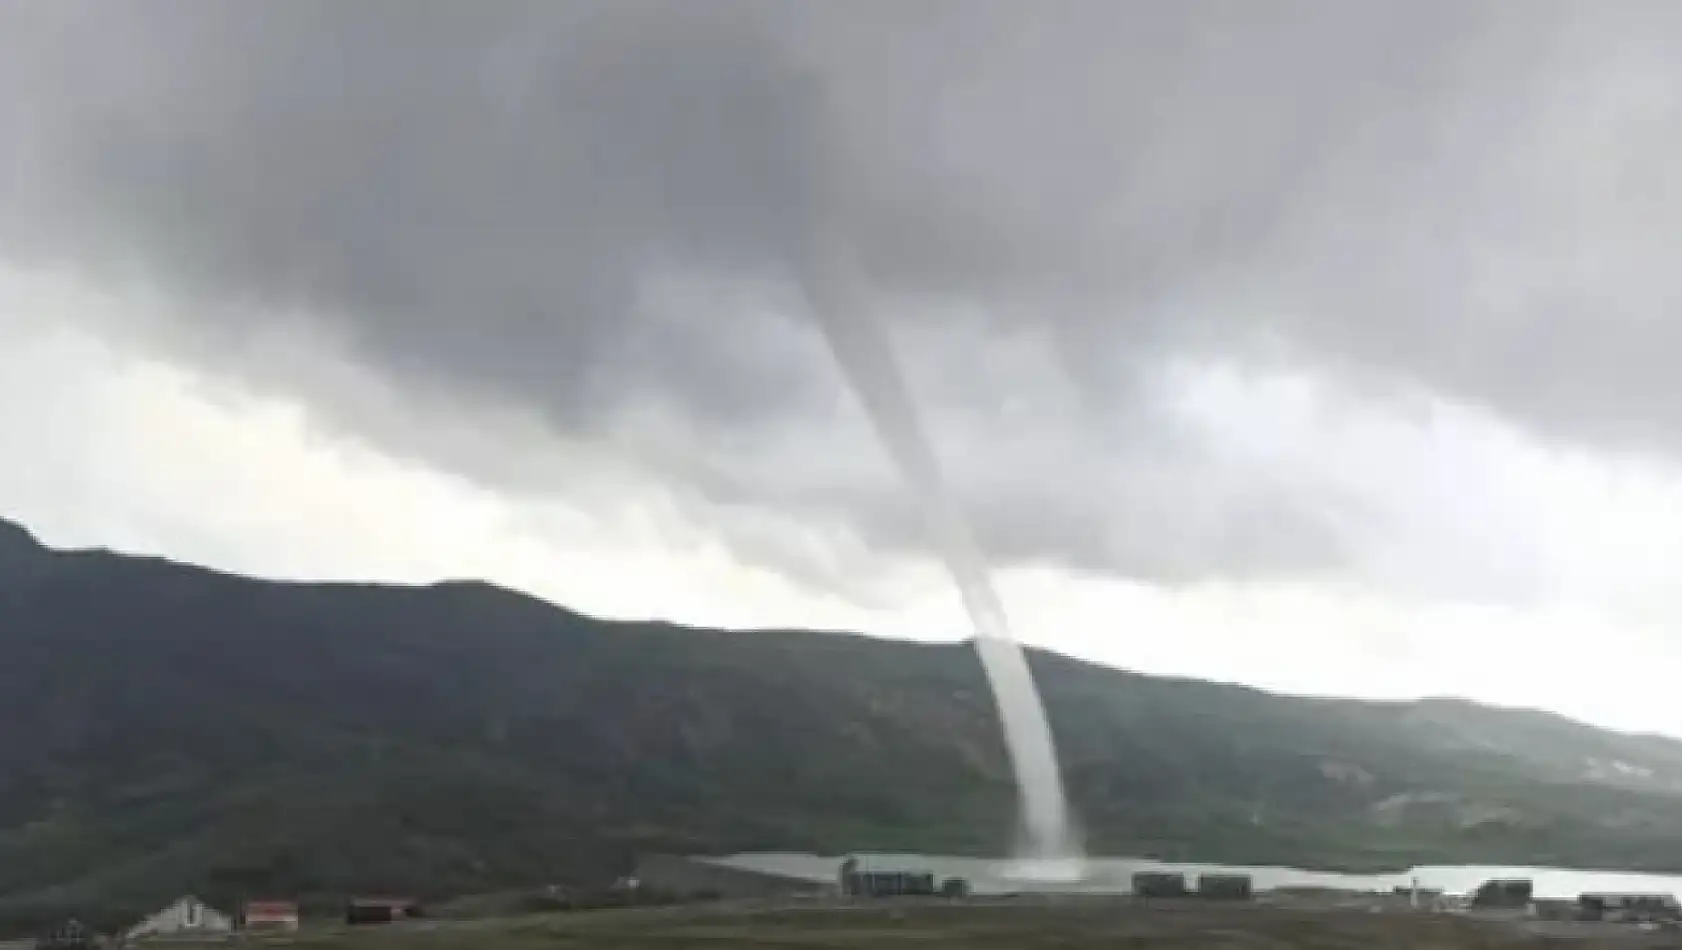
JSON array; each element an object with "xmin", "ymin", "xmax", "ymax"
[{"xmin": 710, "ymin": 851, "xmax": 1682, "ymax": 901}]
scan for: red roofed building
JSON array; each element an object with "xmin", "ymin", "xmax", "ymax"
[{"xmin": 241, "ymin": 901, "xmax": 299, "ymax": 932}]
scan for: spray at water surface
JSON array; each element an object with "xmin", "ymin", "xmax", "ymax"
[{"xmin": 799, "ymin": 228, "xmax": 1083, "ymax": 874}]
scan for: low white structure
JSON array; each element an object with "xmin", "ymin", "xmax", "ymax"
[{"xmin": 125, "ymin": 896, "xmax": 234, "ymax": 940}]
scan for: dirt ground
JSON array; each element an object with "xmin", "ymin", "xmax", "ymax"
[{"xmin": 232, "ymin": 899, "xmax": 1682, "ymax": 950}]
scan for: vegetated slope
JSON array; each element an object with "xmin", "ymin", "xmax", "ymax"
[{"xmin": 4, "ymin": 515, "xmax": 1682, "ymax": 928}]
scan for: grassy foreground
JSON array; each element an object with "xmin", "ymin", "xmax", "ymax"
[{"xmin": 176, "ymin": 901, "xmax": 1678, "ymax": 950}]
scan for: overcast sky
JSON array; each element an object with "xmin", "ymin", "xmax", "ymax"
[{"xmin": 8, "ymin": 1, "xmax": 1682, "ymax": 734}]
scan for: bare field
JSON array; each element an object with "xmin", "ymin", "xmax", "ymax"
[{"xmin": 208, "ymin": 901, "xmax": 1682, "ymax": 950}]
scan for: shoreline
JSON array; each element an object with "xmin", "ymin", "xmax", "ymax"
[{"xmin": 711, "ymin": 851, "xmax": 1682, "ymax": 897}]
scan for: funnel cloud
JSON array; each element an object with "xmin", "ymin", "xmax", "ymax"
[{"xmin": 801, "ymin": 200, "xmax": 1079, "ymax": 861}]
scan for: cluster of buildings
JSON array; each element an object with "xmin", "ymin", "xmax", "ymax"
[
  {"xmin": 1471, "ymin": 877, "xmax": 1682, "ymax": 925},
  {"xmin": 628, "ymin": 855, "xmax": 1682, "ymax": 925},
  {"xmin": 1130, "ymin": 871, "xmax": 1253, "ymax": 900},
  {"xmin": 39, "ymin": 895, "xmax": 425, "ymax": 946},
  {"xmin": 58, "ymin": 864, "xmax": 1682, "ymax": 941},
  {"xmin": 631, "ymin": 854, "xmax": 1260, "ymax": 903},
  {"xmin": 122, "ymin": 897, "xmax": 289, "ymax": 940},
  {"xmin": 630, "ymin": 854, "xmax": 1267, "ymax": 903}
]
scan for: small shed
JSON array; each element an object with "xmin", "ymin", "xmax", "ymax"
[
  {"xmin": 842, "ymin": 869, "xmax": 937, "ymax": 898},
  {"xmin": 847, "ymin": 867, "xmax": 941, "ymax": 894},
  {"xmin": 837, "ymin": 858, "xmax": 938, "ymax": 899},
  {"xmin": 1132, "ymin": 871, "xmax": 1190, "ymax": 899},
  {"xmin": 1470, "ymin": 878, "xmax": 1533, "ymax": 909},
  {"xmin": 241, "ymin": 900, "xmax": 300, "ymax": 933},
  {"xmin": 345, "ymin": 897, "xmax": 423, "ymax": 925},
  {"xmin": 125, "ymin": 896, "xmax": 233, "ymax": 940},
  {"xmin": 1197, "ymin": 873, "xmax": 1254, "ymax": 901}
]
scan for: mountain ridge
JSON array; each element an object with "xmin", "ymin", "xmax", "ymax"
[
  {"xmin": 6, "ymin": 515, "xmax": 1682, "ymax": 930},
  {"xmin": 8, "ymin": 524, "xmax": 1650, "ymax": 742}
]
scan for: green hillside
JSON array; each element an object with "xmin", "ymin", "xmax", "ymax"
[{"xmin": 4, "ymin": 516, "xmax": 1682, "ymax": 931}]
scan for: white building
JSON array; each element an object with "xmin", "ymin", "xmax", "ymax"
[{"xmin": 124, "ymin": 896, "xmax": 234, "ymax": 940}]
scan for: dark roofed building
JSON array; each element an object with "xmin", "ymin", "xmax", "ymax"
[
  {"xmin": 1469, "ymin": 878, "xmax": 1532, "ymax": 910},
  {"xmin": 345, "ymin": 897, "xmax": 423, "ymax": 925},
  {"xmin": 1197, "ymin": 873, "xmax": 1254, "ymax": 900},
  {"xmin": 842, "ymin": 867, "xmax": 937, "ymax": 898},
  {"xmin": 1132, "ymin": 871, "xmax": 1190, "ymax": 899}
]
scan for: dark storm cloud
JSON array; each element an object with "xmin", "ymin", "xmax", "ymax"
[
  {"xmin": 4, "ymin": 1, "xmax": 832, "ymax": 427},
  {"xmin": 3, "ymin": 0, "xmax": 1679, "ymax": 587}
]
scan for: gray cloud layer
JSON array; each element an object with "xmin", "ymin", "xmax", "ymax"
[{"xmin": 4, "ymin": 1, "xmax": 1680, "ymax": 591}]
